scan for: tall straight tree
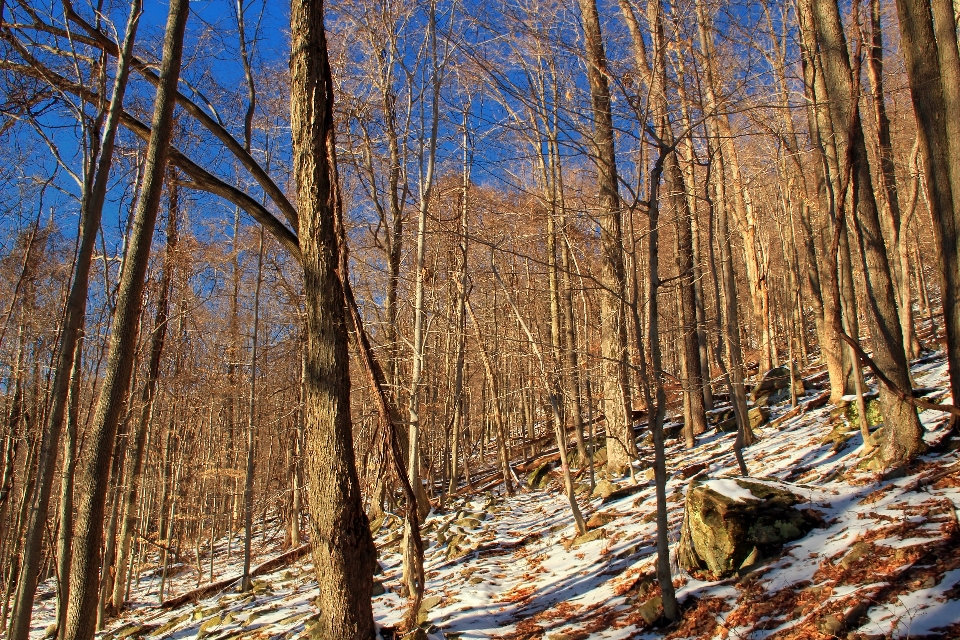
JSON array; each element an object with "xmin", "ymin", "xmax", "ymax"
[
  {"xmin": 289, "ymin": 0, "xmax": 377, "ymax": 636},
  {"xmin": 864, "ymin": 0, "xmax": 921, "ymax": 360},
  {"xmin": 575, "ymin": 0, "xmax": 635, "ymax": 474},
  {"xmin": 7, "ymin": 4, "xmax": 142, "ymax": 638},
  {"xmin": 63, "ymin": 2, "xmax": 188, "ymax": 639}
]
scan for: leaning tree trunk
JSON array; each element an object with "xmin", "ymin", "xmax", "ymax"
[
  {"xmin": 111, "ymin": 170, "xmax": 179, "ymax": 614},
  {"xmin": 290, "ymin": 0, "xmax": 377, "ymax": 636},
  {"xmin": 7, "ymin": 4, "xmax": 142, "ymax": 638},
  {"xmin": 62, "ymin": 4, "xmax": 186, "ymax": 639}
]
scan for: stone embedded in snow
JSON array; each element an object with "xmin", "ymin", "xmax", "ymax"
[
  {"xmin": 586, "ymin": 510, "xmax": 619, "ymax": 529},
  {"xmin": 592, "ymin": 478, "xmax": 617, "ymax": 498},
  {"xmin": 677, "ymin": 477, "xmax": 821, "ymax": 579},
  {"xmin": 564, "ymin": 528, "xmax": 606, "ymax": 549},
  {"xmin": 821, "ymin": 422, "xmax": 859, "ymax": 450},
  {"xmin": 196, "ymin": 614, "xmax": 222, "ymax": 638}
]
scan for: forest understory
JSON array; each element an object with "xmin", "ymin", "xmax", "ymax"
[
  {"xmin": 5, "ymin": 0, "xmax": 960, "ymax": 638},
  {"xmin": 20, "ymin": 351, "xmax": 959, "ymax": 640}
]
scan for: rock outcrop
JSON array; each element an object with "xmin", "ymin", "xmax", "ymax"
[{"xmin": 677, "ymin": 477, "xmax": 821, "ymax": 580}]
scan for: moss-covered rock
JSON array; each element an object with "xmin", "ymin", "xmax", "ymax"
[
  {"xmin": 637, "ymin": 595, "xmax": 663, "ymax": 625},
  {"xmin": 527, "ymin": 462, "xmax": 554, "ymax": 489},
  {"xmin": 677, "ymin": 477, "xmax": 820, "ymax": 580},
  {"xmin": 591, "ymin": 478, "xmax": 617, "ymax": 498},
  {"xmin": 845, "ymin": 394, "xmax": 883, "ymax": 427},
  {"xmin": 153, "ymin": 613, "xmax": 190, "ymax": 636},
  {"xmin": 196, "ymin": 615, "xmax": 222, "ymax": 639},
  {"xmin": 564, "ymin": 528, "xmax": 606, "ymax": 549}
]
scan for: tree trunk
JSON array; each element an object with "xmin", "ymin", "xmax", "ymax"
[
  {"xmin": 465, "ymin": 299, "xmax": 514, "ymax": 496},
  {"xmin": 693, "ymin": 0, "xmax": 772, "ymax": 374},
  {"xmin": 812, "ymin": 0, "xmax": 925, "ymax": 466},
  {"xmin": 8, "ymin": 4, "xmax": 142, "ymax": 638},
  {"xmin": 576, "ymin": 0, "xmax": 634, "ymax": 475},
  {"xmin": 894, "ymin": 0, "xmax": 960, "ymax": 411},
  {"xmin": 62, "ymin": 3, "xmax": 186, "ymax": 638},
  {"xmin": 865, "ymin": 0, "xmax": 921, "ymax": 360},
  {"xmin": 289, "ymin": 0, "xmax": 377, "ymax": 635},
  {"xmin": 241, "ymin": 231, "xmax": 264, "ymax": 592}
]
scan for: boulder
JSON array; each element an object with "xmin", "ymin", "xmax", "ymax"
[
  {"xmin": 564, "ymin": 528, "xmax": 606, "ymax": 549},
  {"xmin": 748, "ymin": 405, "xmax": 769, "ymax": 429},
  {"xmin": 663, "ymin": 422, "xmax": 683, "ymax": 441},
  {"xmin": 591, "ymin": 478, "xmax": 617, "ymax": 498},
  {"xmin": 845, "ymin": 393, "xmax": 883, "ymax": 427},
  {"xmin": 751, "ymin": 364, "xmax": 804, "ymax": 403},
  {"xmin": 754, "ymin": 387, "xmax": 790, "ymax": 407},
  {"xmin": 527, "ymin": 462, "xmax": 553, "ymax": 489},
  {"xmin": 677, "ymin": 477, "xmax": 821, "ymax": 580},
  {"xmin": 706, "ymin": 405, "xmax": 734, "ymax": 426},
  {"xmin": 527, "ymin": 461, "xmax": 554, "ymax": 489},
  {"xmin": 637, "ymin": 595, "xmax": 663, "ymax": 625},
  {"xmin": 586, "ymin": 510, "xmax": 620, "ymax": 529},
  {"xmin": 715, "ymin": 417, "xmax": 738, "ymax": 433}
]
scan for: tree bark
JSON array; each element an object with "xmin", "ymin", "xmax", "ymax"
[
  {"xmin": 576, "ymin": 0, "xmax": 634, "ymax": 475},
  {"xmin": 289, "ymin": 0, "xmax": 377, "ymax": 635},
  {"xmin": 895, "ymin": 0, "xmax": 960, "ymax": 411},
  {"xmin": 62, "ymin": 3, "xmax": 185, "ymax": 638},
  {"xmin": 241, "ymin": 231, "xmax": 265, "ymax": 592},
  {"xmin": 8, "ymin": 4, "xmax": 141, "ymax": 638},
  {"xmin": 812, "ymin": 0, "xmax": 924, "ymax": 466}
]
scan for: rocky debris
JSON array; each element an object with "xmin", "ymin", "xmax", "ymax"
[
  {"xmin": 677, "ymin": 461, "xmax": 708, "ymax": 480},
  {"xmin": 663, "ymin": 421, "xmax": 684, "ymax": 441},
  {"xmin": 637, "ymin": 595, "xmax": 663, "ymax": 625},
  {"xmin": 445, "ymin": 532, "xmax": 475, "ymax": 561},
  {"xmin": 677, "ymin": 477, "xmax": 821, "ymax": 580},
  {"xmin": 564, "ymin": 528, "xmax": 606, "ymax": 549},
  {"xmin": 821, "ymin": 422, "xmax": 859, "ymax": 451},
  {"xmin": 417, "ymin": 595, "xmax": 443, "ymax": 625},
  {"xmin": 196, "ymin": 614, "xmax": 222, "ymax": 638},
  {"xmin": 591, "ymin": 478, "xmax": 617, "ymax": 498}
]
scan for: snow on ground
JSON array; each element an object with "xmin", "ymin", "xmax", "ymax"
[{"xmin": 23, "ymin": 354, "xmax": 960, "ymax": 639}]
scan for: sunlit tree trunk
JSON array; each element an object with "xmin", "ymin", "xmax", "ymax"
[
  {"xmin": 576, "ymin": 0, "xmax": 634, "ymax": 474},
  {"xmin": 290, "ymin": 0, "xmax": 377, "ymax": 635},
  {"xmin": 8, "ymin": 4, "xmax": 142, "ymax": 638}
]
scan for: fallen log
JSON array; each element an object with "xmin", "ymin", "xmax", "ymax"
[{"xmin": 160, "ymin": 542, "xmax": 311, "ymax": 609}]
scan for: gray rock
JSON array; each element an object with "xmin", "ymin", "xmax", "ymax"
[{"xmin": 677, "ymin": 477, "xmax": 820, "ymax": 580}]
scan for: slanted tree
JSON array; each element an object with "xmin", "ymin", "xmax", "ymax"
[{"xmin": 63, "ymin": 2, "xmax": 188, "ymax": 638}]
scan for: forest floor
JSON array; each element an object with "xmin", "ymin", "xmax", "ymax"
[{"xmin": 25, "ymin": 354, "xmax": 960, "ymax": 639}]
